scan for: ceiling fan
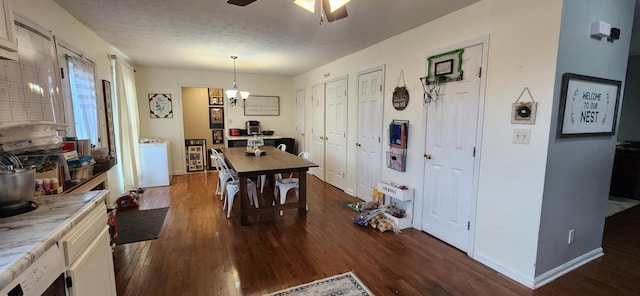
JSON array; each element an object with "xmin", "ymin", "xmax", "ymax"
[{"xmin": 226, "ymin": 0, "xmax": 349, "ymax": 23}]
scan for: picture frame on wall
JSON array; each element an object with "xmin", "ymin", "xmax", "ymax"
[
  {"xmin": 209, "ymin": 107, "xmax": 224, "ymax": 129},
  {"xmin": 557, "ymin": 73, "xmax": 621, "ymax": 137},
  {"xmin": 149, "ymin": 93, "xmax": 173, "ymax": 118},
  {"xmin": 212, "ymin": 129, "xmax": 224, "ymax": 144},
  {"xmin": 102, "ymin": 80, "xmax": 117, "ymax": 163}
]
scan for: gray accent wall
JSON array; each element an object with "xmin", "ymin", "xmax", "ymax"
[
  {"xmin": 618, "ymin": 55, "xmax": 640, "ymax": 142},
  {"xmin": 535, "ymin": 0, "xmax": 635, "ymax": 277}
]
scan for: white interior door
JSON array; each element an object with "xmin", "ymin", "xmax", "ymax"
[
  {"xmin": 356, "ymin": 67, "xmax": 384, "ymax": 201},
  {"xmin": 296, "ymin": 88, "xmax": 306, "ymax": 154},
  {"xmin": 325, "ymin": 77, "xmax": 347, "ymax": 190},
  {"xmin": 311, "ymin": 83, "xmax": 325, "ymax": 180},
  {"xmin": 422, "ymin": 44, "xmax": 483, "ymax": 252}
]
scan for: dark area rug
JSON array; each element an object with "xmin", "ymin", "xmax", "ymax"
[{"xmin": 116, "ymin": 207, "xmax": 169, "ymax": 245}]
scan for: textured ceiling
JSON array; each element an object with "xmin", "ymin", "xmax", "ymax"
[{"xmin": 53, "ymin": 0, "xmax": 480, "ymax": 76}]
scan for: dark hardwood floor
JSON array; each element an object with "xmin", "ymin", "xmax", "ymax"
[{"xmin": 113, "ymin": 172, "xmax": 640, "ymax": 295}]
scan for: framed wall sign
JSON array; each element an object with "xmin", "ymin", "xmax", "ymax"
[
  {"xmin": 558, "ymin": 73, "xmax": 621, "ymax": 137},
  {"xmin": 149, "ymin": 93, "xmax": 173, "ymax": 118},
  {"xmin": 244, "ymin": 95, "xmax": 280, "ymax": 116}
]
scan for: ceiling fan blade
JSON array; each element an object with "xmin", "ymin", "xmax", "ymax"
[
  {"xmin": 227, "ymin": 0, "xmax": 257, "ymax": 6},
  {"xmin": 322, "ymin": 0, "xmax": 348, "ymax": 22}
]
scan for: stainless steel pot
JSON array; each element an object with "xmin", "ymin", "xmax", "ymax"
[{"xmin": 0, "ymin": 167, "xmax": 36, "ymax": 209}]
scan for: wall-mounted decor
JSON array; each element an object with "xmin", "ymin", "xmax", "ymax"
[
  {"xmin": 149, "ymin": 93, "xmax": 173, "ymax": 118},
  {"xmin": 511, "ymin": 87, "xmax": 538, "ymax": 125},
  {"xmin": 244, "ymin": 95, "xmax": 280, "ymax": 116},
  {"xmin": 387, "ymin": 120, "xmax": 409, "ymax": 172},
  {"xmin": 419, "ymin": 48, "xmax": 464, "ymax": 104},
  {"xmin": 558, "ymin": 73, "xmax": 621, "ymax": 137},
  {"xmin": 392, "ymin": 70, "xmax": 409, "ymax": 110},
  {"xmin": 208, "ymin": 88, "xmax": 224, "ymax": 105},
  {"xmin": 102, "ymin": 80, "xmax": 117, "ymax": 162},
  {"xmin": 212, "ymin": 129, "xmax": 224, "ymax": 144},
  {"xmin": 209, "ymin": 107, "xmax": 224, "ymax": 129}
]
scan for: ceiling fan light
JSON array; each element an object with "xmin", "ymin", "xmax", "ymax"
[
  {"xmin": 328, "ymin": 0, "xmax": 349, "ymax": 13},
  {"xmin": 294, "ymin": 0, "xmax": 315, "ymax": 13}
]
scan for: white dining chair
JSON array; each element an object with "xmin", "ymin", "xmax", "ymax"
[
  {"xmin": 217, "ymin": 154, "xmax": 259, "ymax": 218},
  {"xmin": 273, "ymin": 151, "xmax": 311, "ymax": 216},
  {"xmin": 259, "ymin": 144, "xmax": 287, "ymax": 193},
  {"xmin": 211, "ymin": 149, "xmax": 236, "ymax": 200}
]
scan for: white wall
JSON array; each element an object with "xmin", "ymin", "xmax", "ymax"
[
  {"xmin": 13, "ymin": 0, "xmax": 130, "ymax": 204},
  {"xmin": 134, "ymin": 67, "xmax": 293, "ymax": 175},
  {"xmin": 293, "ymin": 0, "xmax": 563, "ymax": 286},
  {"xmin": 536, "ymin": 0, "xmax": 635, "ymax": 281}
]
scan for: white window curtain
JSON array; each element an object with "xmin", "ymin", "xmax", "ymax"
[
  {"xmin": 111, "ymin": 56, "xmax": 140, "ymax": 191},
  {"xmin": 66, "ymin": 55, "xmax": 99, "ymax": 145}
]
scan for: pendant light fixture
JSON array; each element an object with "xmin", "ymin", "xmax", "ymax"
[{"xmin": 225, "ymin": 56, "xmax": 250, "ymax": 106}]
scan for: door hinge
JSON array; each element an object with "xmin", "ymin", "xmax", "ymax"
[
  {"xmin": 378, "ymin": 137, "xmax": 380, "ymax": 143},
  {"xmin": 478, "ymin": 67, "xmax": 482, "ymax": 78},
  {"xmin": 60, "ymin": 67, "xmax": 65, "ymax": 79},
  {"xmin": 467, "ymin": 221, "xmax": 471, "ymax": 230},
  {"xmin": 473, "ymin": 147, "xmax": 476, "ymax": 157},
  {"xmin": 66, "ymin": 276, "xmax": 73, "ymax": 288},
  {"xmin": 380, "ymin": 85, "xmax": 382, "ymax": 92}
]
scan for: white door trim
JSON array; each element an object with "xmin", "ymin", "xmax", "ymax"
[{"xmin": 418, "ymin": 35, "xmax": 489, "ymax": 257}]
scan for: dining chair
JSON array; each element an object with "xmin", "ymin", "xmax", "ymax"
[
  {"xmin": 273, "ymin": 151, "xmax": 311, "ymax": 216},
  {"xmin": 211, "ymin": 149, "xmax": 236, "ymax": 200},
  {"xmin": 259, "ymin": 144, "xmax": 287, "ymax": 193},
  {"xmin": 217, "ymin": 154, "xmax": 259, "ymax": 218}
]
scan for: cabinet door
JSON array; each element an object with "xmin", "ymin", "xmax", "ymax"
[
  {"xmin": 66, "ymin": 227, "xmax": 117, "ymax": 296},
  {"xmin": 0, "ymin": 0, "xmax": 18, "ymax": 58}
]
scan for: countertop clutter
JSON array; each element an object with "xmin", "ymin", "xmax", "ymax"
[{"xmin": 0, "ymin": 190, "xmax": 108, "ymax": 290}]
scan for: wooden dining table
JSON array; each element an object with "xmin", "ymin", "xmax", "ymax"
[{"xmin": 220, "ymin": 146, "xmax": 318, "ymax": 225}]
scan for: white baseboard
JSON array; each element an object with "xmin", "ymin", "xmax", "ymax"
[
  {"xmin": 533, "ymin": 247, "xmax": 603, "ymax": 289},
  {"xmin": 472, "ymin": 252, "xmax": 535, "ymax": 288},
  {"xmin": 472, "ymin": 247, "xmax": 604, "ymax": 290}
]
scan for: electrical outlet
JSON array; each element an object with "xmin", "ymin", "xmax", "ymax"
[
  {"xmin": 568, "ymin": 229, "xmax": 575, "ymax": 244},
  {"xmin": 513, "ymin": 128, "xmax": 531, "ymax": 144}
]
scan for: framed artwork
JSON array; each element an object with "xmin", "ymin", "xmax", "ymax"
[
  {"xmin": 186, "ymin": 143, "xmax": 205, "ymax": 172},
  {"xmin": 212, "ymin": 129, "xmax": 224, "ymax": 144},
  {"xmin": 149, "ymin": 93, "xmax": 173, "ymax": 118},
  {"xmin": 511, "ymin": 87, "xmax": 537, "ymax": 125},
  {"xmin": 102, "ymin": 80, "xmax": 117, "ymax": 163},
  {"xmin": 244, "ymin": 95, "xmax": 280, "ymax": 116},
  {"xmin": 209, "ymin": 88, "xmax": 224, "ymax": 105},
  {"xmin": 558, "ymin": 73, "xmax": 621, "ymax": 137},
  {"xmin": 209, "ymin": 107, "xmax": 224, "ymax": 129}
]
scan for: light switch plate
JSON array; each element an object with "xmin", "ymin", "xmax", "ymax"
[{"xmin": 513, "ymin": 128, "xmax": 531, "ymax": 144}]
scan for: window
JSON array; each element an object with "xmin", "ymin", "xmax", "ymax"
[{"xmin": 65, "ymin": 55, "xmax": 99, "ymax": 146}]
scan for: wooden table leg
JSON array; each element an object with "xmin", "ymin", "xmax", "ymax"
[
  {"xmin": 298, "ymin": 170, "xmax": 307, "ymax": 216},
  {"xmin": 240, "ymin": 176, "xmax": 248, "ymax": 225}
]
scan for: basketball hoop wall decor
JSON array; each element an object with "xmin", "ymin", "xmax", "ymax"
[
  {"xmin": 420, "ymin": 48, "xmax": 464, "ymax": 104},
  {"xmin": 511, "ymin": 87, "xmax": 537, "ymax": 124},
  {"xmin": 392, "ymin": 70, "xmax": 409, "ymax": 110}
]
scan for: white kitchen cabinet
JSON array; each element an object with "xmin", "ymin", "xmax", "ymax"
[
  {"xmin": 0, "ymin": 0, "xmax": 17, "ymax": 60},
  {"xmin": 59, "ymin": 203, "xmax": 117, "ymax": 296}
]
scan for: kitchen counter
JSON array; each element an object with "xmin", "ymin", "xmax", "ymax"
[{"xmin": 0, "ymin": 190, "xmax": 108, "ymax": 289}]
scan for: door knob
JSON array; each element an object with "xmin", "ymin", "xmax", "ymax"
[{"xmin": 424, "ymin": 154, "xmax": 432, "ymax": 159}]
